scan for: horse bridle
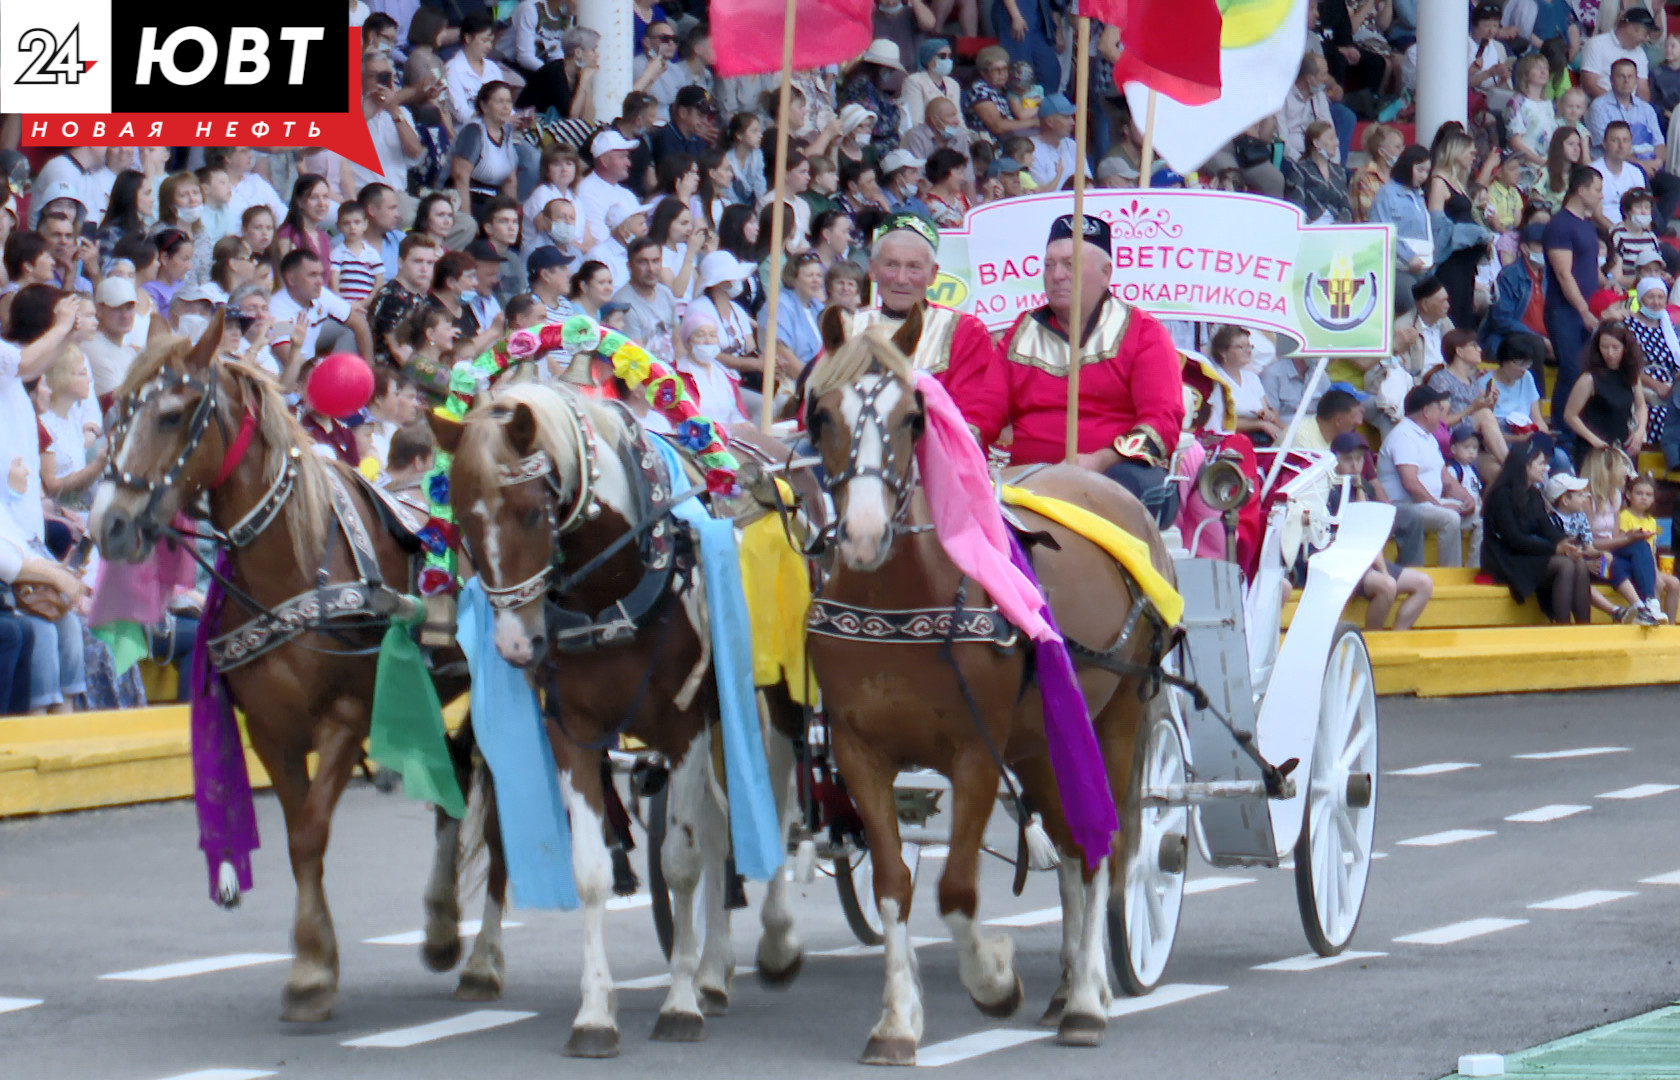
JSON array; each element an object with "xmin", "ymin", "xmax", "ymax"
[
  {"xmin": 478, "ymin": 396, "xmax": 602, "ymax": 611},
  {"xmin": 818, "ymin": 373, "xmax": 920, "ymax": 532},
  {"xmin": 106, "ymin": 365, "xmax": 225, "ymax": 533}
]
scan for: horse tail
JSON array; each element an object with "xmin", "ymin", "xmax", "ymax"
[{"xmin": 448, "ymin": 713, "xmax": 497, "ymax": 904}]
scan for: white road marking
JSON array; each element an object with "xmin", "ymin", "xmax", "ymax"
[
  {"xmin": 914, "ymin": 984, "xmax": 1225, "ymax": 1066},
  {"xmin": 1639, "ymin": 870, "xmax": 1680, "ymax": 886},
  {"xmin": 363, "ymin": 920, "xmax": 525, "ymax": 946},
  {"xmin": 1512, "ymin": 746, "xmax": 1629, "ymax": 760},
  {"xmin": 1528, "ymin": 890, "xmax": 1637, "ymax": 911},
  {"xmin": 1386, "ymin": 762, "xmax": 1480, "ymax": 777},
  {"xmin": 920, "ymin": 845, "xmax": 950, "ymax": 860},
  {"xmin": 1184, "ymin": 877, "xmax": 1257, "ymax": 895},
  {"xmin": 1599, "ymin": 783, "xmax": 1680, "ymax": 800},
  {"xmin": 1394, "ymin": 918, "xmax": 1527, "ymax": 945},
  {"xmin": 606, "ymin": 893, "xmax": 651, "ymax": 911},
  {"xmin": 983, "ymin": 907, "xmax": 1059, "ymax": 928},
  {"xmin": 811, "ymin": 936, "xmax": 945, "ymax": 959},
  {"xmin": 1396, "ymin": 829, "xmax": 1496, "ymax": 848},
  {"xmin": 99, "ymin": 953, "xmax": 292, "ymax": 982},
  {"xmin": 617, "ymin": 973, "xmax": 680, "ymax": 991},
  {"xmin": 1504, "ymin": 804, "xmax": 1591, "ymax": 823},
  {"xmin": 1373, "ymin": 852, "xmax": 1390, "ymax": 859},
  {"xmin": 1253, "ymin": 950, "xmax": 1386, "ymax": 972},
  {"xmin": 150, "ymin": 1071, "xmax": 277, "ymax": 1080},
  {"xmin": 342, "ymin": 1009, "xmax": 538, "ymax": 1048},
  {"xmin": 0, "ymin": 997, "xmax": 41, "ymax": 1015}
]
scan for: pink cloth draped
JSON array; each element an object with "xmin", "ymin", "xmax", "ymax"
[
  {"xmin": 913, "ymin": 372, "xmax": 1054, "ymax": 644},
  {"xmin": 88, "ymin": 518, "xmax": 198, "ymax": 630}
]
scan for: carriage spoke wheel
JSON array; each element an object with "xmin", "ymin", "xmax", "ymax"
[
  {"xmin": 1109, "ymin": 704, "xmax": 1187, "ymax": 996},
  {"xmin": 835, "ymin": 842, "xmax": 922, "ymax": 947},
  {"xmin": 1294, "ymin": 623, "xmax": 1379, "ymax": 957}
]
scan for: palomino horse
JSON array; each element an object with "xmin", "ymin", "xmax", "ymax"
[
  {"xmin": 437, "ymin": 381, "xmax": 807, "ymax": 1057},
  {"xmin": 803, "ymin": 323, "xmax": 1177, "ymax": 1063},
  {"xmin": 90, "ymin": 311, "xmax": 502, "ymax": 1020}
]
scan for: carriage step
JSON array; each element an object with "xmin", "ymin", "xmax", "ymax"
[{"xmin": 1361, "ymin": 625, "xmax": 1680, "ymax": 698}]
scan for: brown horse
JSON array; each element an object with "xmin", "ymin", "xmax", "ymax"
[
  {"xmin": 437, "ymin": 380, "xmax": 808, "ymax": 1058},
  {"xmin": 802, "ymin": 324, "xmax": 1177, "ymax": 1063},
  {"xmin": 89, "ymin": 311, "xmax": 501, "ymax": 1021}
]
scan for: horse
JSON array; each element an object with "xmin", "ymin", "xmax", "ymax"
[
  {"xmin": 89, "ymin": 310, "xmax": 504, "ymax": 1021},
  {"xmin": 436, "ymin": 380, "xmax": 810, "ymax": 1058},
  {"xmin": 801, "ymin": 321, "xmax": 1178, "ymax": 1064}
]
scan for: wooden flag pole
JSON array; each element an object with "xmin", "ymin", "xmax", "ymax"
[
  {"xmin": 1137, "ymin": 88, "xmax": 1159, "ymax": 189},
  {"xmin": 758, "ymin": 0, "xmax": 800, "ymax": 432},
  {"xmin": 1063, "ymin": 12, "xmax": 1093, "ymax": 465}
]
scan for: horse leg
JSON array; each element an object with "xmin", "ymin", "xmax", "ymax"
[
  {"xmin": 939, "ymin": 747, "xmax": 1022, "ymax": 1020},
  {"xmin": 652, "ymin": 730, "xmax": 710, "ymax": 1042},
  {"xmin": 280, "ymin": 705, "xmax": 364, "ymax": 1022},
  {"xmin": 244, "ymin": 726, "xmax": 313, "ymax": 1022},
  {"xmin": 557, "ymin": 747, "xmax": 621, "ymax": 1058},
  {"xmin": 755, "ymin": 722, "xmax": 804, "ymax": 987},
  {"xmin": 1039, "ymin": 855, "xmax": 1087, "ymax": 1026},
  {"xmin": 422, "ymin": 715, "xmax": 480, "ymax": 971},
  {"xmin": 457, "ymin": 764, "xmax": 510, "ymax": 1002},
  {"xmin": 1055, "ymin": 857, "xmax": 1112, "ymax": 1047},
  {"xmin": 694, "ymin": 759, "xmax": 734, "ymax": 1017},
  {"xmin": 832, "ymin": 730, "xmax": 920, "ymax": 1066}
]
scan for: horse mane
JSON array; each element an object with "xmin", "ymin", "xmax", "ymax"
[
  {"xmin": 460, "ymin": 380, "xmax": 632, "ymax": 512},
  {"xmin": 803, "ymin": 327, "xmax": 917, "ymax": 403}
]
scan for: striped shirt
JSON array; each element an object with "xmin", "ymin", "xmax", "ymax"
[{"xmin": 330, "ymin": 240, "xmax": 383, "ymax": 303}]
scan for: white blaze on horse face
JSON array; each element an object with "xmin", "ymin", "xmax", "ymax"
[
  {"xmin": 837, "ymin": 378, "xmax": 903, "ymax": 570},
  {"xmin": 475, "ymin": 494, "xmax": 535, "ymax": 664}
]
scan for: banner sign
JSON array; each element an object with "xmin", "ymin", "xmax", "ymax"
[
  {"xmin": 2, "ymin": 2, "xmax": 378, "ymax": 170},
  {"xmin": 930, "ymin": 189, "xmax": 1394, "ymax": 356}
]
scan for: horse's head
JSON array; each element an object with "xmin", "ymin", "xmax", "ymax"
[
  {"xmin": 441, "ymin": 382, "xmax": 605, "ymax": 667},
  {"xmin": 806, "ymin": 317, "xmax": 925, "ymax": 572},
  {"xmin": 91, "ymin": 310, "xmax": 233, "ymax": 562}
]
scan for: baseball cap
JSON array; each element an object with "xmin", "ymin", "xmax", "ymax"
[
  {"xmin": 1588, "ymin": 287, "xmax": 1628, "ymax": 318},
  {"xmin": 674, "ymin": 85, "xmax": 716, "ymax": 113},
  {"xmin": 1039, "ymin": 93, "xmax": 1077, "ymax": 118},
  {"xmin": 1329, "ymin": 432, "xmax": 1368, "ymax": 454},
  {"xmin": 1097, "ymin": 156, "xmax": 1139, "ymax": 182},
  {"xmin": 591, "ymin": 127, "xmax": 638, "ymax": 158},
  {"xmin": 605, "ymin": 201, "xmax": 653, "ymax": 231},
  {"xmin": 1545, "ymin": 472, "xmax": 1591, "ymax": 502},
  {"xmin": 96, "ymin": 277, "xmax": 137, "ymax": 307},
  {"xmin": 1403, "ymin": 384, "xmax": 1450, "ymax": 414},
  {"xmin": 1151, "ymin": 165, "xmax": 1187, "ymax": 188},
  {"xmin": 175, "ymin": 282, "xmax": 220, "ymax": 304},
  {"xmin": 698, "ymin": 250, "xmax": 755, "ymax": 291},
  {"xmin": 599, "ymin": 300, "xmax": 631, "ymax": 319},
  {"xmin": 1520, "ymin": 221, "xmax": 1547, "ymax": 245},
  {"xmin": 1622, "ymin": 7, "xmax": 1657, "ymax": 28},
  {"xmin": 527, "ymin": 245, "xmax": 575, "ymax": 276},
  {"xmin": 988, "ymin": 156, "xmax": 1027, "ymax": 177},
  {"xmin": 880, "ymin": 149, "xmax": 926, "ymax": 176},
  {"xmin": 1328, "ymin": 380, "xmax": 1370, "ymax": 403}
]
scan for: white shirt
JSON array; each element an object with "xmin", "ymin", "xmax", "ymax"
[
  {"xmin": 1468, "ymin": 37, "xmax": 1509, "ymax": 86},
  {"xmin": 676, "ymin": 355, "xmax": 748, "ymax": 425},
  {"xmin": 85, "ymin": 332, "xmax": 140, "ymax": 397},
  {"xmin": 523, "ymin": 183, "xmax": 572, "ymax": 229},
  {"xmin": 1377, "ymin": 417, "xmax": 1446, "ymax": 505},
  {"xmin": 576, "ymin": 173, "xmax": 639, "ymax": 252},
  {"xmin": 350, "ymin": 0, "xmax": 370, "ymax": 26},
  {"xmin": 1580, "ymin": 31, "xmax": 1649, "ymax": 88},
  {"xmin": 355, "ymin": 104, "xmax": 423, "ymax": 193},
  {"xmin": 0, "ymin": 340, "xmax": 45, "ymax": 544},
  {"xmin": 270, "ymin": 287, "xmax": 354, "ymax": 358},
  {"xmin": 587, "ymin": 237, "xmax": 631, "ymax": 292},
  {"xmin": 228, "ymin": 171, "xmax": 288, "ymax": 225},
  {"xmin": 446, "ymin": 52, "xmax": 506, "ymax": 128},
  {"xmin": 1595, "ymin": 156, "xmax": 1646, "ymax": 222},
  {"xmin": 1028, "ymin": 133, "xmax": 1089, "ymax": 189}
]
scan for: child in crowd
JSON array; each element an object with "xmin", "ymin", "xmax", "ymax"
[
  {"xmin": 195, "ymin": 164, "xmax": 237, "ymax": 246},
  {"xmin": 1621, "ymin": 474, "xmax": 1680, "ymax": 621},
  {"xmin": 329, "ymin": 202, "xmax": 385, "ymax": 305},
  {"xmin": 1545, "ymin": 473, "xmax": 1629, "ymax": 620},
  {"xmin": 1486, "ymin": 154, "xmax": 1525, "ymax": 264},
  {"xmin": 1008, "ymin": 61, "xmax": 1043, "ymax": 121},
  {"xmin": 1330, "ymin": 432, "xmax": 1436, "ymax": 629},
  {"xmin": 38, "ymin": 348, "xmax": 107, "ymax": 518},
  {"xmin": 1611, "ymin": 189, "xmax": 1661, "ymax": 287},
  {"xmin": 1446, "ymin": 424, "xmax": 1486, "ymax": 568},
  {"xmin": 1554, "ymin": 88, "xmax": 1589, "ymax": 142},
  {"xmin": 600, "ymin": 300, "xmax": 630, "ymax": 332},
  {"xmin": 1585, "ymin": 448, "xmax": 1669, "ymax": 624},
  {"xmin": 1001, "ymin": 136, "xmax": 1039, "ymax": 192},
  {"xmin": 504, "ymin": 292, "xmax": 544, "ymax": 331}
]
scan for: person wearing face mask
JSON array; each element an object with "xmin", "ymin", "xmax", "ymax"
[
  {"xmin": 1610, "ymin": 189, "xmax": 1661, "ymax": 284},
  {"xmin": 900, "ymin": 39, "xmax": 965, "ymax": 139},
  {"xmin": 878, "ymin": 150, "xmax": 932, "ymax": 217},
  {"xmin": 1626, "ymin": 274, "xmax": 1680, "ymax": 452},
  {"xmin": 1282, "ymin": 120, "xmax": 1352, "ymax": 224},
  {"xmin": 835, "ymin": 103, "xmax": 882, "ymax": 171},
  {"xmin": 1350, "ymin": 124, "xmax": 1403, "ymax": 223},
  {"xmin": 1483, "ymin": 222, "xmax": 1556, "ymax": 359},
  {"xmin": 689, "ymin": 250, "xmax": 762, "ymax": 384},
  {"xmin": 523, "ymin": 196, "xmax": 583, "ymax": 271},
  {"xmin": 839, "ymin": 40, "xmax": 907, "ymax": 155},
  {"xmin": 903, "ymin": 97, "xmax": 973, "ymax": 171}
]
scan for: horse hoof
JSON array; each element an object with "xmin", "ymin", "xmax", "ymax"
[
  {"xmin": 453, "ymin": 968, "xmax": 504, "ymax": 1002},
  {"xmin": 1038, "ymin": 995, "xmax": 1067, "ymax": 1028},
  {"xmin": 279, "ymin": 984, "xmax": 335, "ymax": 1023},
  {"xmin": 564, "ymin": 1025, "xmax": 621, "ymax": 1058},
  {"xmin": 971, "ymin": 974, "xmax": 1024, "ymax": 1020},
  {"xmin": 860, "ymin": 1035, "xmax": 917, "ymax": 1066},
  {"xmin": 421, "ymin": 937, "xmax": 462, "ymax": 972},
  {"xmin": 1055, "ymin": 1011, "xmax": 1107, "ymax": 1048},
  {"xmin": 651, "ymin": 1009, "xmax": 706, "ymax": 1042},
  {"xmin": 699, "ymin": 986, "xmax": 730, "ymax": 1017},
  {"xmin": 756, "ymin": 950, "xmax": 804, "ymax": 988}
]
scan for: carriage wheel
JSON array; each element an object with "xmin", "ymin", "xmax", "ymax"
[
  {"xmin": 1293, "ymin": 622, "xmax": 1379, "ymax": 957},
  {"xmin": 646, "ymin": 784, "xmax": 675, "ymax": 961},
  {"xmin": 835, "ymin": 841, "xmax": 922, "ymax": 947},
  {"xmin": 1109, "ymin": 700, "xmax": 1188, "ymax": 996}
]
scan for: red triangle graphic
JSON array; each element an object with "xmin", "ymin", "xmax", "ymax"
[{"xmin": 83, "ymin": 60, "xmax": 96, "ymax": 71}]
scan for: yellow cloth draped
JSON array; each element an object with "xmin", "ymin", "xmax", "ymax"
[
  {"xmin": 739, "ymin": 481, "xmax": 817, "ymax": 704},
  {"xmin": 1000, "ymin": 485, "xmax": 1185, "ymax": 627}
]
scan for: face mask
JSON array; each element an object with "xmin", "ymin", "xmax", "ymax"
[
  {"xmin": 879, "ymin": 2, "xmax": 904, "ymax": 14},
  {"xmin": 176, "ymin": 204, "xmax": 202, "ymax": 225},
  {"xmin": 729, "ymin": 278, "xmax": 746, "ymax": 297},
  {"xmin": 549, "ymin": 221, "xmax": 575, "ymax": 245},
  {"xmin": 690, "ymin": 342, "xmax": 721, "ymax": 363},
  {"xmin": 932, "ymin": 58, "xmax": 953, "ymax": 77},
  {"xmin": 1381, "ymin": 149, "xmax": 1398, "ymax": 167},
  {"xmin": 854, "ymin": 131, "xmax": 872, "ymax": 146},
  {"xmin": 1527, "ymin": 248, "xmax": 1545, "ymax": 266},
  {"xmin": 1632, "ymin": 212, "xmax": 1653, "ymax": 229},
  {"xmin": 942, "ymin": 124, "xmax": 962, "ymax": 140}
]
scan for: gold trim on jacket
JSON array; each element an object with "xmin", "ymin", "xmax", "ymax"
[
  {"xmin": 1005, "ymin": 297, "xmax": 1133, "ymax": 376},
  {"xmin": 843, "ymin": 304, "xmax": 961, "ymax": 374}
]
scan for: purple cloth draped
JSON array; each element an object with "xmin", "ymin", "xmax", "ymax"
[
  {"xmin": 1007, "ymin": 532, "xmax": 1119, "ymax": 867},
  {"xmin": 191, "ymin": 551, "xmax": 260, "ymax": 904}
]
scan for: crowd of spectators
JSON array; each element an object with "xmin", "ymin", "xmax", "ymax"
[{"xmin": 4, "ymin": 0, "xmax": 1680, "ymax": 714}]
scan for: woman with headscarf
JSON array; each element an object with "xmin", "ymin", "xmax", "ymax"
[
  {"xmin": 900, "ymin": 39, "xmax": 965, "ymax": 139},
  {"xmin": 1628, "ymin": 275, "xmax": 1679, "ymax": 449}
]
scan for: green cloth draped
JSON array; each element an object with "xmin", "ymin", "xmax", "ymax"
[{"xmin": 370, "ymin": 606, "xmax": 466, "ymax": 818}]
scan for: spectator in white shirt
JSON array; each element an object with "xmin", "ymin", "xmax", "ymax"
[
  {"xmin": 1377, "ymin": 385, "xmax": 1477, "ymax": 567},
  {"xmin": 218, "ymin": 146, "xmax": 288, "ymax": 224},
  {"xmin": 1594, "ymin": 120, "xmax": 1648, "ymax": 224},
  {"xmin": 84, "ymin": 277, "xmax": 141, "ymax": 400},
  {"xmin": 27, "ymin": 148, "xmax": 101, "ymax": 229},
  {"xmin": 1275, "ymin": 54, "xmax": 1334, "ymax": 161},
  {"xmin": 445, "ymin": 13, "xmax": 508, "ymax": 129},
  {"xmin": 588, "ymin": 201, "xmax": 652, "ymax": 291},
  {"xmin": 1027, "ymin": 93, "xmax": 1089, "ymax": 190},
  {"xmin": 355, "ymin": 49, "xmax": 425, "ymax": 199},
  {"xmin": 1580, "ymin": 7, "xmax": 1656, "ymax": 99},
  {"xmin": 269, "ymin": 249, "xmax": 368, "ymax": 360},
  {"xmin": 577, "ymin": 128, "xmax": 641, "ymax": 250}
]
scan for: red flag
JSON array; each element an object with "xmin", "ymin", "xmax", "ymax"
[
  {"xmin": 1084, "ymin": 0, "xmax": 1223, "ymax": 106},
  {"xmin": 711, "ymin": 0, "xmax": 876, "ymax": 78}
]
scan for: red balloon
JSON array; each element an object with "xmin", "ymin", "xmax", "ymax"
[{"xmin": 306, "ymin": 353, "xmax": 375, "ymax": 418}]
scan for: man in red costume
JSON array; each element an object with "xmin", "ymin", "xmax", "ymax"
[
  {"xmin": 1000, "ymin": 213, "xmax": 1185, "ymax": 525},
  {"xmin": 840, "ymin": 212, "xmax": 1008, "ymax": 445}
]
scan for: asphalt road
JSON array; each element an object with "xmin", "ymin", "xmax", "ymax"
[{"xmin": 4, "ymin": 687, "xmax": 1680, "ymax": 1080}]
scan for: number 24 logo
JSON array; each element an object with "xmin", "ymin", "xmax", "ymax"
[{"xmin": 14, "ymin": 26, "xmax": 93, "ymax": 85}]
